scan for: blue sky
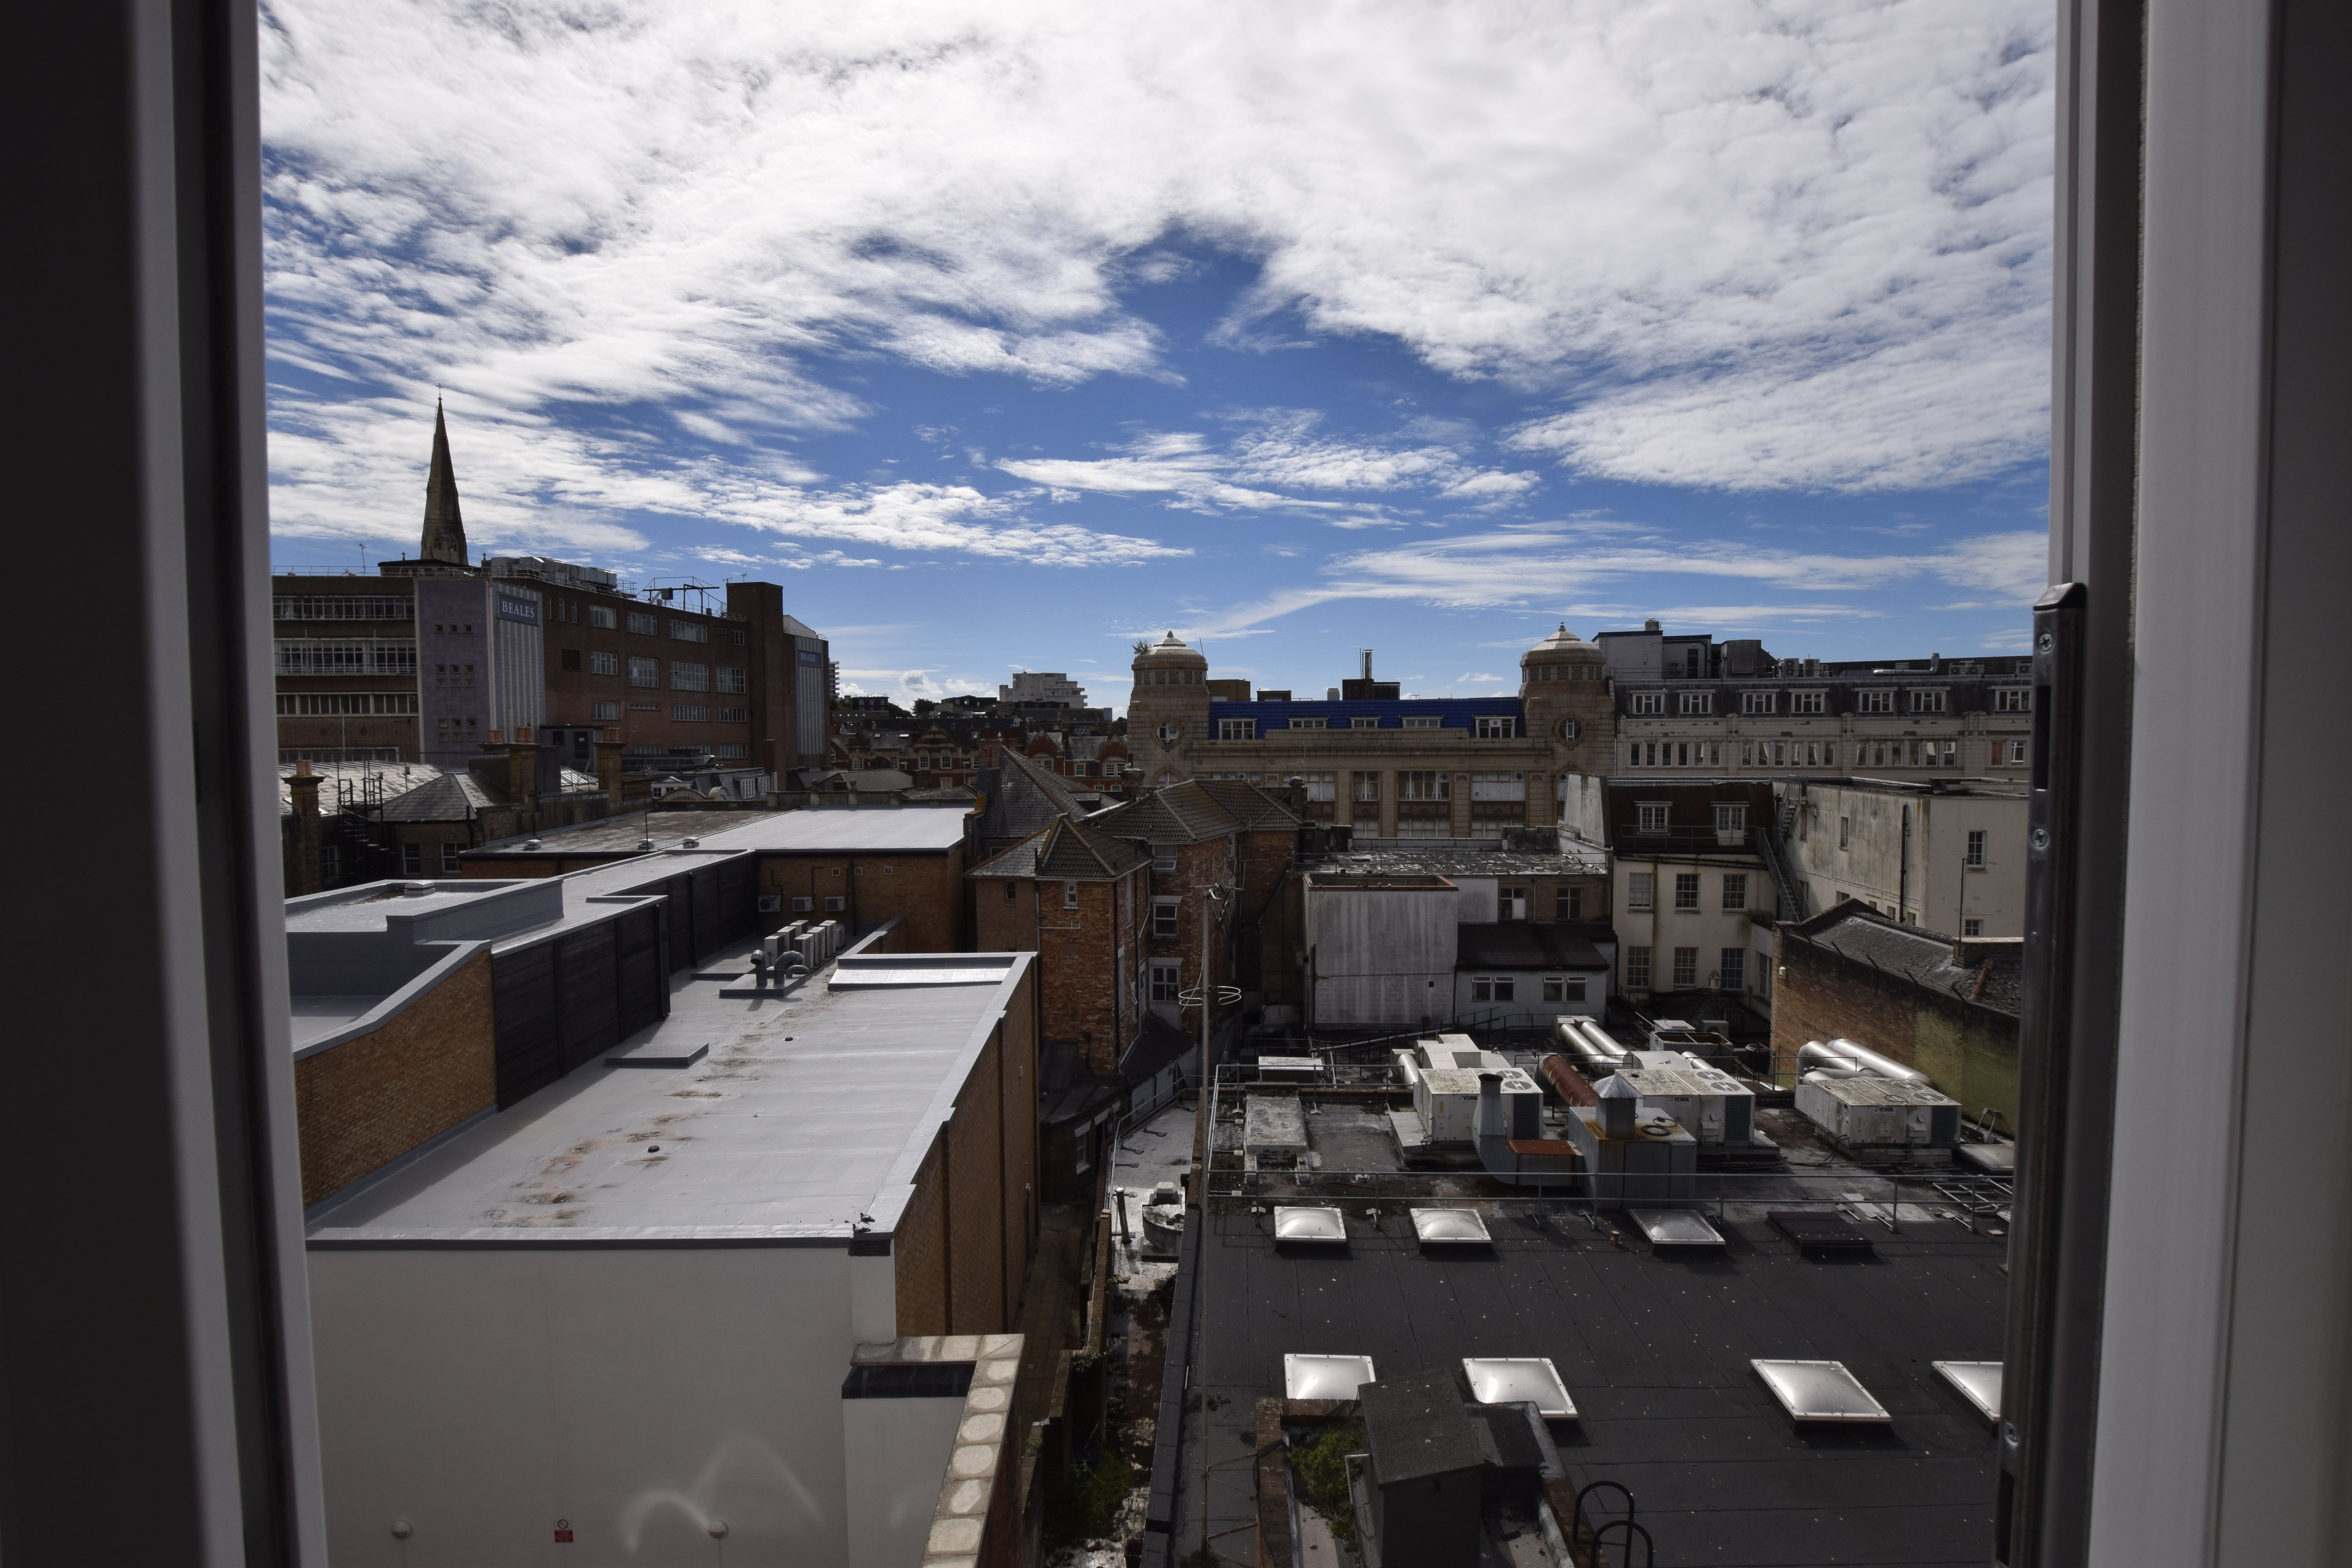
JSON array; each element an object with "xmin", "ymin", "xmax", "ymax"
[{"xmin": 259, "ymin": 2, "xmax": 2055, "ymax": 710}]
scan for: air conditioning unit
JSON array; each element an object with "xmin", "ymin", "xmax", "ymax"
[
  {"xmin": 791, "ymin": 895, "xmax": 814, "ymax": 913},
  {"xmin": 756, "ymin": 894, "xmax": 781, "ymax": 913},
  {"xmin": 825, "ymin": 895, "xmax": 846, "ymax": 913}
]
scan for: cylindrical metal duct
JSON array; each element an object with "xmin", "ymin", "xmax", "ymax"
[
  {"xmin": 1570, "ymin": 1017, "xmax": 1629, "ymax": 1067},
  {"xmin": 1796, "ymin": 1040, "xmax": 1866, "ymax": 1077},
  {"xmin": 1555, "ymin": 1018, "xmax": 1614, "ymax": 1068},
  {"xmin": 1826, "ymin": 1036, "xmax": 1933, "ymax": 1084},
  {"xmin": 1475, "ymin": 1071, "xmax": 1505, "ymax": 1139},
  {"xmin": 1539, "ymin": 1054, "xmax": 1597, "ymax": 1107}
]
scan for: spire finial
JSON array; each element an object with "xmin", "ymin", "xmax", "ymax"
[{"xmin": 419, "ymin": 400, "xmax": 468, "ymax": 567}]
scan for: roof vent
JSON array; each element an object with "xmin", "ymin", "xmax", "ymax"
[
  {"xmin": 523, "ymin": 838, "xmax": 543, "ymax": 850},
  {"xmin": 682, "ymin": 837, "xmax": 700, "ymax": 848},
  {"xmin": 399, "ymin": 881, "xmax": 434, "ymax": 898},
  {"xmin": 638, "ymin": 839, "xmax": 656, "ymax": 852}
]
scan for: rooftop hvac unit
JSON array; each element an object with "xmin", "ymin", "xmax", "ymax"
[
  {"xmin": 1795, "ymin": 1075, "xmax": 1961, "ymax": 1149},
  {"xmin": 1413, "ymin": 1065, "xmax": 1541, "ymax": 1143},
  {"xmin": 1610, "ymin": 1062, "xmax": 1755, "ymax": 1145},
  {"xmin": 756, "ymin": 894, "xmax": 781, "ymax": 913}
]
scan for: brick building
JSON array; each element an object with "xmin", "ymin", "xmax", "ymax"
[
  {"xmin": 1123, "ymin": 627, "xmax": 1614, "ymax": 832},
  {"xmin": 970, "ymin": 816, "xmax": 1153, "ymax": 1075},
  {"xmin": 272, "ymin": 404, "xmax": 830, "ymax": 776},
  {"xmin": 1769, "ymin": 902, "xmax": 2022, "ymax": 1131}
]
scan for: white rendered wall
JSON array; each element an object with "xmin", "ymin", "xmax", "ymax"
[
  {"xmin": 843, "ymin": 1396, "xmax": 965, "ymax": 1567},
  {"xmin": 311, "ymin": 1245, "xmax": 858, "ymax": 1566}
]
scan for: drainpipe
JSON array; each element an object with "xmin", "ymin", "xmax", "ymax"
[{"xmin": 1899, "ymin": 804, "xmax": 1911, "ymax": 920}]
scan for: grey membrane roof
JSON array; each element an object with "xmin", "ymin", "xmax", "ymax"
[
  {"xmin": 306, "ymin": 944, "xmax": 1030, "ymax": 1244},
  {"xmin": 1786, "ymin": 902, "xmax": 2023, "ymax": 1016},
  {"xmin": 690, "ymin": 806, "xmax": 972, "ymax": 855},
  {"xmin": 470, "ymin": 809, "xmax": 776, "ymax": 855}
]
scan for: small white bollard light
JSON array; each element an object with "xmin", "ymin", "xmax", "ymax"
[
  {"xmin": 390, "ymin": 1518, "xmax": 413, "ymax": 1539},
  {"xmin": 706, "ymin": 1517, "xmax": 729, "ymax": 1539}
]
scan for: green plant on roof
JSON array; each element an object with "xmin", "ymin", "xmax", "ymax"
[{"xmin": 1289, "ymin": 1420, "xmax": 1364, "ymax": 1551}]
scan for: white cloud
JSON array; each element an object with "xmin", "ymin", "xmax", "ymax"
[
  {"xmin": 262, "ymin": 0, "xmax": 2053, "ymax": 523},
  {"xmin": 1182, "ymin": 524, "xmax": 2051, "ymax": 634}
]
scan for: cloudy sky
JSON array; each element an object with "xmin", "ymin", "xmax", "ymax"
[{"xmin": 260, "ymin": 0, "xmax": 2055, "ymax": 708}]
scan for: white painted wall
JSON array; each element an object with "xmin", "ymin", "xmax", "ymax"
[
  {"xmin": 844, "ymin": 1396, "xmax": 966, "ymax": 1567},
  {"xmin": 1783, "ymin": 784, "xmax": 2027, "ymax": 936},
  {"xmin": 1613, "ymin": 855, "xmax": 1769, "ymax": 1004},
  {"xmin": 310, "ymin": 1245, "xmax": 871, "ymax": 1566}
]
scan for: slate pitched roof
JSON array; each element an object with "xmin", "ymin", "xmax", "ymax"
[
  {"xmin": 378, "ymin": 771, "xmax": 504, "ymax": 822},
  {"xmin": 968, "ymin": 817, "xmax": 1151, "ymax": 881},
  {"xmin": 1784, "ymin": 900, "xmax": 2023, "ymax": 1015},
  {"xmin": 1193, "ymin": 777, "xmax": 1305, "ymax": 831}
]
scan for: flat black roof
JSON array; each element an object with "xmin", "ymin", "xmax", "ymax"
[{"xmin": 1190, "ymin": 1201, "xmax": 2004, "ymax": 1565}]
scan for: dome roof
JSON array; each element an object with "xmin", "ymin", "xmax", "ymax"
[
  {"xmin": 1132, "ymin": 631, "xmax": 1207, "ymax": 666},
  {"xmin": 1523, "ymin": 623, "xmax": 1600, "ymax": 661}
]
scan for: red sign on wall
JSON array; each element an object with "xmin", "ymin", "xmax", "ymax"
[{"xmin": 554, "ymin": 1518, "xmax": 575, "ymax": 1543}]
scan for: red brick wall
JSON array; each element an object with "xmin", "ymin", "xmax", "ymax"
[
  {"xmin": 292, "ymin": 951, "xmax": 497, "ymax": 1206},
  {"xmin": 973, "ymin": 871, "xmax": 1146, "ymax": 1075},
  {"xmin": 755, "ymin": 849, "xmax": 966, "ymax": 951},
  {"xmin": 1769, "ymin": 930, "xmax": 2020, "ymax": 1125}
]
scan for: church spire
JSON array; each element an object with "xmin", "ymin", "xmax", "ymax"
[{"xmin": 419, "ymin": 398, "xmax": 468, "ymax": 566}]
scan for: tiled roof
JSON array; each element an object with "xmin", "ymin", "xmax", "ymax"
[
  {"xmin": 1454, "ymin": 922, "xmax": 1610, "ymax": 971},
  {"xmin": 1786, "ymin": 901, "xmax": 2022, "ymax": 1015},
  {"xmin": 378, "ymin": 771, "xmax": 504, "ymax": 822},
  {"xmin": 1193, "ymin": 778, "xmax": 1304, "ymax": 830},
  {"xmin": 969, "ymin": 817, "xmax": 1151, "ymax": 881}
]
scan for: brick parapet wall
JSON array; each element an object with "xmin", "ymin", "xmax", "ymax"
[
  {"xmin": 757, "ymin": 850, "xmax": 965, "ymax": 951},
  {"xmin": 292, "ymin": 950, "xmax": 498, "ymax": 1206},
  {"xmin": 1769, "ymin": 929, "xmax": 2021, "ymax": 1127}
]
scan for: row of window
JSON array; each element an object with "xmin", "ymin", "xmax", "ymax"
[
  {"xmin": 1629, "ymin": 687, "xmax": 2029, "ymax": 716},
  {"xmin": 1626, "ymin": 870, "xmax": 1749, "ymax": 913},
  {"xmin": 1624, "ymin": 944, "xmax": 1752, "ymax": 992},
  {"xmin": 273, "ymin": 595, "xmax": 410, "ymax": 621},
  {"xmin": 1213, "ymin": 715, "xmax": 1521, "ymax": 739},
  {"xmin": 580, "ymin": 655, "xmax": 747, "ymax": 692},
  {"xmin": 276, "ymin": 692, "xmax": 418, "ymax": 716},
  {"xmin": 1634, "ymin": 802, "xmax": 1747, "ymax": 834},
  {"xmin": 273, "ymin": 640, "xmax": 417, "ymax": 675},
  {"xmin": 1468, "ymin": 975, "xmax": 1591, "ymax": 1002},
  {"xmin": 1628, "ymin": 737, "xmax": 2024, "ymax": 769}
]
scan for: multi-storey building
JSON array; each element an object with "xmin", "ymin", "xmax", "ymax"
[
  {"xmin": 1122, "ymin": 627, "xmax": 1617, "ymax": 835},
  {"xmin": 998, "ymin": 670, "xmax": 1090, "ymax": 707},
  {"xmin": 1776, "ymin": 777, "xmax": 2029, "ymax": 936},
  {"xmin": 1600, "ymin": 623, "xmax": 2034, "ymax": 782},
  {"xmin": 271, "ymin": 407, "xmax": 830, "ymax": 775},
  {"xmin": 1604, "ymin": 779, "xmax": 1784, "ymax": 1021}
]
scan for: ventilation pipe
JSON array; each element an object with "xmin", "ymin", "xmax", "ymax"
[
  {"xmin": 1595, "ymin": 1074, "xmax": 1641, "ymax": 1139},
  {"xmin": 1539, "ymin": 1054, "xmax": 1598, "ymax": 1108},
  {"xmin": 1796, "ymin": 1038, "xmax": 1932, "ymax": 1084},
  {"xmin": 1563, "ymin": 1016, "xmax": 1630, "ymax": 1069},
  {"xmin": 1474, "ymin": 1071, "xmax": 1576, "ymax": 1189},
  {"xmin": 1553, "ymin": 1018, "xmax": 1618, "ymax": 1071}
]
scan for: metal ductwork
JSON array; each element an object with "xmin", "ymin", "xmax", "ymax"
[
  {"xmin": 1474, "ymin": 1071, "xmax": 1577, "ymax": 1189},
  {"xmin": 1553, "ymin": 1016, "xmax": 1629, "ymax": 1071},
  {"xmin": 1796, "ymin": 1038, "xmax": 1931, "ymax": 1085}
]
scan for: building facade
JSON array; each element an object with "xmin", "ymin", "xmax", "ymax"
[
  {"xmin": 1604, "ymin": 779, "xmax": 1783, "ymax": 1021},
  {"xmin": 1122, "ymin": 626, "xmax": 1617, "ymax": 835},
  {"xmin": 272, "ymin": 410, "xmax": 830, "ymax": 775},
  {"xmin": 1776, "ymin": 778, "xmax": 2030, "ymax": 936}
]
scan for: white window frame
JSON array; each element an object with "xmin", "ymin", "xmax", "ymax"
[
  {"xmin": 1673, "ymin": 872, "xmax": 1701, "ymax": 911},
  {"xmin": 1349, "ymin": 716, "xmax": 1380, "ymax": 730},
  {"xmin": 1790, "ymin": 690, "xmax": 1827, "ymax": 715},
  {"xmin": 1401, "ymin": 715, "xmax": 1443, "ymax": 730},
  {"xmin": 1151, "ymin": 897, "xmax": 1180, "ymax": 938},
  {"xmin": 1967, "ymin": 829, "xmax": 1988, "ymax": 867},
  {"xmin": 1911, "ymin": 688, "xmax": 1949, "ymax": 713},
  {"xmin": 627, "ymin": 611, "xmax": 658, "ymax": 636},
  {"xmin": 1679, "ymin": 690, "xmax": 1712, "ymax": 715},
  {"xmin": 627, "ymin": 656, "xmax": 659, "ymax": 688},
  {"xmin": 1498, "ymin": 886, "xmax": 1528, "ymax": 920},
  {"xmin": 1742, "ymin": 690, "xmax": 1776, "ymax": 714},
  {"xmin": 1217, "ymin": 718, "xmax": 1256, "ymax": 741},
  {"xmin": 1671, "ymin": 947, "xmax": 1699, "ymax": 988},
  {"xmin": 1632, "ymin": 691, "xmax": 1666, "ymax": 715},
  {"xmin": 1287, "ymin": 717, "xmax": 1327, "ymax": 730},
  {"xmin": 670, "ymin": 619, "xmax": 708, "ymax": 643},
  {"xmin": 1474, "ymin": 715, "xmax": 1516, "ymax": 738},
  {"xmin": 1624, "ymin": 945, "xmax": 1652, "ymax": 989},
  {"xmin": 1637, "ymin": 802, "xmax": 1670, "ymax": 834},
  {"xmin": 1857, "ymin": 690, "xmax": 1895, "ymax": 714},
  {"xmin": 670, "ymin": 661, "xmax": 710, "ymax": 692},
  {"xmin": 439, "ymin": 842, "xmax": 461, "ymax": 874},
  {"xmin": 588, "ymin": 604, "xmax": 617, "ymax": 629},
  {"xmin": 1722, "ymin": 873, "xmax": 1748, "ymax": 912},
  {"xmin": 590, "ymin": 701, "xmax": 619, "ymax": 721},
  {"xmin": 1994, "ymin": 687, "xmax": 2032, "ymax": 712},
  {"xmin": 1149, "ymin": 958, "xmax": 1182, "ymax": 1004},
  {"xmin": 1627, "ymin": 872, "xmax": 1655, "ymax": 911}
]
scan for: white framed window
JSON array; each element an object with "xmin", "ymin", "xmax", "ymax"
[
  {"xmin": 1637, "ymin": 802, "xmax": 1670, "ymax": 833},
  {"xmin": 1350, "ymin": 716, "xmax": 1380, "ymax": 729},
  {"xmin": 716, "ymin": 666, "xmax": 747, "ymax": 694},
  {"xmin": 1678, "ymin": 691, "xmax": 1712, "ymax": 715},
  {"xmin": 1352, "ymin": 773, "xmax": 1381, "ymax": 802},
  {"xmin": 1400, "ymin": 771, "xmax": 1449, "ymax": 801},
  {"xmin": 274, "ymin": 692, "xmax": 419, "ymax": 716},
  {"xmin": 1499, "ymin": 886, "xmax": 1528, "ymax": 920},
  {"xmin": 1390, "ymin": 817, "xmax": 1453, "ymax": 838},
  {"xmin": 1470, "ymin": 771, "xmax": 1525, "ymax": 801},
  {"xmin": 589, "ymin": 650, "xmax": 620, "ymax": 676},
  {"xmin": 1673, "ymin": 872, "xmax": 1700, "ymax": 911},
  {"xmin": 627, "ymin": 611, "xmax": 658, "ymax": 635},
  {"xmin": 1401, "ymin": 715, "xmax": 1443, "ymax": 730},
  {"xmin": 1911, "ymin": 688, "xmax": 1949, "ymax": 713},
  {"xmin": 1713, "ymin": 802, "xmax": 1748, "ymax": 837},
  {"xmin": 1556, "ymin": 885, "xmax": 1584, "ymax": 920},
  {"xmin": 1474, "ymin": 715, "xmax": 1517, "ymax": 738},
  {"xmin": 272, "ymin": 594, "xmax": 411, "ymax": 621},
  {"xmin": 1720, "ymin": 947, "xmax": 1746, "ymax": 991},
  {"xmin": 1627, "ymin": 873, "xmax": 1655, "ymax": 911},
  {"xmin": 1625, "ymin": 946, "xmax": 1652, "ymax": 989},
  {"xmin": 2003, "ymin": 739, "xmax": 2029, "ymax": 765},
  {"xmin": 718, "ymin": 707, "xmax": 748, "ymax": 723},
  {"xmin": 272, "ymin": 639, "xmax": 417, "ymax": 675},
  {"xmin": 670, "ymin": 619, "xmax": 708, "ymax": 643},
  {"xmin": 1791, "ymin": 690, "xmax": 1827, "ymax": 715},
  {"xmin": 588, "ymin": 604, "xmax": 617, "ymax": 629},
  {"xmin": 1632, "ymin": 691, "xmax": 1666, "ymax": 715},
  {"xmin": 1935, "ymin": 739, "xmax": 1958, "ymax": 766},
  {"xmin": 590, "ymin": 701, "xmax": 620, "ymax": 720},
  {"xmin": 1152, "ymin": 897, "xmax": 1180, "ymax": 938},
  {"xmin": 1149, "ymin": 959, "xmax": 1182, "ymax": 1003},
  {"xmin": 714, "ymin": 744, "xmax": 748, "ymax": 759},
  {"xmin": 672, "ymin": 704, "xmax": 709, "ymax": 722},
  {"xmin": 628, "ymin": 656, "xmax": 659, "ymax": 688},
  {"xmin": 671, "ymin": 661, "xmax": 710, "ymax": 692},
  {"xmin": 1217, "ymin": 718, "xmax": 1256, "ymax": 740},
  {"xmin": 439, "ymin": 842, "xmax": 461, "ymax": 873},
  {"xmin": 1967, "ymin": 828, "xmax": 1988, "ymax": 867},
  {"xmin": 401, "ymin": 842, "xmax": 422, "ymax": 875},
  {"xmin": 1857, "ymin": 690, "xmax": 1895, "ymax": 714},
  {"xmin": 1299, "ymin": 772, "xmax": 1336, "ymax": 802},
  {"xmin": 1470, "ymin": 976, "xmax": 1515, "ymax": 1003},
  {"xmin": 1722, "ymin": 873, "xmax": 1748, "ymax": 911},
  {"xmin": 1742, "ymin": 690, "xmax": 1775, "ymax": 714},
  {"xmin": 1063, "ymin": 880, "xmax": 1079, "ymax": 910},
  {"xmin": 1994, "ymin": 688, "xmax": 2032, "ymax": 712},
  {"xmin": 1672, "ymin": 947, "xmax": 1699, "ymax": 987},
  {"xmin": 1964, "ymin": 918, "xmax": 1985, "ymax": 937},
  {"xmin": 1287, "ymin": 717, "xmax": 1327, "ymax": 730}
]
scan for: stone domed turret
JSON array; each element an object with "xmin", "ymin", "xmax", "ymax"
[
  {"xmin": 1132, "ymin": 631, "xmax": 1209, "ymax": 682},
  {"xmin": 1127, "ymin": 632, "xmax": 1210, "ymax": 782},
  {"xmin": 1521, "ymin": 623, "xmax": 1602, "ymax": 683}
]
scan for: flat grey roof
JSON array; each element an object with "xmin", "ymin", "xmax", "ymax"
[
  {"xmin": 689, "ymin": 807, "xmax": 971, "ymax": 855},
  {"xmin": 305, "ymin": 944, "xmax": 1029, "ymax": 1245},
  {"xmin": 469, "ymin": 809, "xmax": 775, "ymax": 856}
]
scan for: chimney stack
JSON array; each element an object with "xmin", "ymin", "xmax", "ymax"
[
  {"xmin": 595, "ymin": 729, "xmax": 629, "ymax": 807},
  {"xmin": 287, "ymin": 760, "xmax": 323, "ymax": 895}
]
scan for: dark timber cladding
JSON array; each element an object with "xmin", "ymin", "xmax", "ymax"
[{"xmin": 490, "ymin": 904, "xmax": 665, "ymax": 1106}]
